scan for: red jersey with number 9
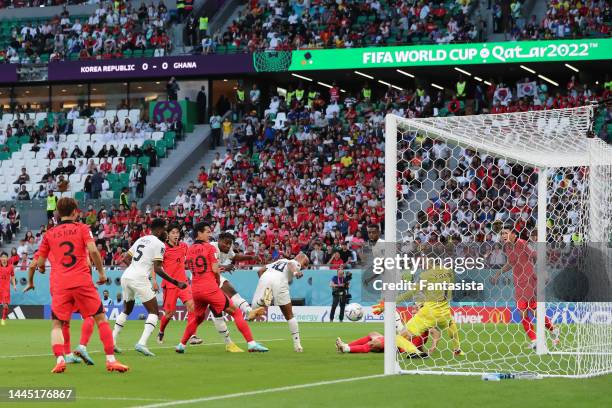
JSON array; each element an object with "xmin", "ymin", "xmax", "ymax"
[
  {"xmin": 186, "ymin": 240, "xmax": 218, "ymax": 294},
  {"xmin": 38, "ymin": 221, "xmax": 94, "ymax": 291}
]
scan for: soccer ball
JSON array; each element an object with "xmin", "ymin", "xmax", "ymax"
[{"xmin": 345, "ymin": 303, "xmax": 364, "ymax": 322}]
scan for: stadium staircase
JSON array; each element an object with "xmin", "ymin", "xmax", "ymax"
[{"xmin": 140, "ymin": 124, "xmax": 215, "ymax": 206}]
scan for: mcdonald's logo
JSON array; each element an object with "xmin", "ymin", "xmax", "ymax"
[{"xmin": 489, "ymin": 309, "xmax": 508, "ymax": 324}]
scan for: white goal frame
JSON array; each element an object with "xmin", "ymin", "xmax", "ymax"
[{"xmin": 383, "ymin": 106, "xmax": 612, "ymax": 377}]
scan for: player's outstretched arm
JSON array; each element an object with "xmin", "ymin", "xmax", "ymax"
[
  {"xmin": 122, "ymin": 251, "xmax": 133, "ymax": 267},
  {"xmin": 24, "ymin": 260, "xmax": 38, "ymax": 292},
  {"xmin": 86, "ymin": 241, "xmax": 107, "ymax": 285},
  {"xmin": 153, "ymin": 260, "xmax": 187, "ymax": 289}
]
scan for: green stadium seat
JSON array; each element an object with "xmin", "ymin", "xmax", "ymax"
[
  {"xmin": 0, "ymin": 151, "xmax": 9, "ymax": 160},
  {"xmin": 74, "ymin": 191, "xmax": 85, "ymax": 202},
  {"xmin": 125, "ymin": 156, "xmax": 137, "ymax": 168},
  {"xmin": 164, "ymin": 131, "xmax": 176, "ymax": 147},
  {"xmin": 156, "ymin": 145, "xmax": 166, "ymax": 158},
  {"xmin": 138, "ymin": 156, "xmax": 150, "ymax": 171}
]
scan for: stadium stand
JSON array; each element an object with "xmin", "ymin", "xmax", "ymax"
[
  {"xmin": 210, "ymin": 0, "xmax": 483, "ymax": 54},
  {"xmin": 7, "ymin": 72, "xmax": 605, "ymax": 267},
  {"xmin": 0, "ymin": 0, "xmax": 172, "ymax": 63},
  {"xmin": 512, "ymin": 0, "xmax": 611, "ymax": 40},
  {"xmin": 0, "ymin": 107, "xmax": 181, "ymax": 202}
]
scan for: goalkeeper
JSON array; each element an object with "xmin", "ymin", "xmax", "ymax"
[{"xmin": 376, "ymin": 247, "xmax": 463, "ymax": 357}]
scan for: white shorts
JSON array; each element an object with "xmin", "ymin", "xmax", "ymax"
[
  {"xmin": 121, "ymin": 276, "xmax": 156, "ymax": 303},
  {"xmin": 252, "ymin": 271, "xmax": 291, "ymax": 307}
]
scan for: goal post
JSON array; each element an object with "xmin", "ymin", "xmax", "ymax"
[{"xmin": 383, "ymin": 106, "xmax": 612, "ymax": 378}]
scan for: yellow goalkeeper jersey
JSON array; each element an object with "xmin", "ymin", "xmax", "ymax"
[{"xmin": 397, "ymin": 267, "xmax": 454, "ymax": 312}]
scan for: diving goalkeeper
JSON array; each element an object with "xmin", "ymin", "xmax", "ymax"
[{"xmin": 376, "ymin": 249, "xmax": 463, "ymax": 357}]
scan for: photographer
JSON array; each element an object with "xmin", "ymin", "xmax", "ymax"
[{"xmin": 329, "ymin": 265, "xmax": 351, "ymax": 322}]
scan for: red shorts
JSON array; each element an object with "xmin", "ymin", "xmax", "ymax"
[
  {"xmin": 193, "ymin": 288, "xmax": 229, "ymax": 317},
  {"xmin": 517, "ymin": 299, "xmax": 537, "ymax": 311},
  {"xmin": 51, "ymin": 285, "xmax": 103, "ymax": 321},
  {"xmin": 0, "ymin": 290, "xmax": 9, "ymax": 305},
  {"xmin": 162, "ymin": 286, "xmax": 193, "ymax": 311}
]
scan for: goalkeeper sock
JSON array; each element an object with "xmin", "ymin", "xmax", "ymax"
[
  {"xmin": 348, "ymin": 335, "xmax": 372, "ymax": 347},
  {"xmin": 396, "ymin": 335, "xmax": 419, "ymax": 354},
  {"xmin": 448, "ymin": 320, "xmax": 461, "ymax": 351},
  {"xmin": 348, "ymin": 344, "xmax": 371, "ymax": 353}
]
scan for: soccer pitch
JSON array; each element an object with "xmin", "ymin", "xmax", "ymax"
[{"xmin": 0, "ymin": 321, "xmax": 609, "ymax": 408}]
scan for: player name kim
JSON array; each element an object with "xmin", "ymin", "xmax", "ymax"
[{"xmin": 372, "ymin": 279, "xmax": 484, "ymax": 292}]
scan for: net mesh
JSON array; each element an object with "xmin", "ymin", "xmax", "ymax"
[
  {"xmin": 253, "ymin": 51, "xmax": 293, "ymax": 72},
  {"xmin": 387, "ymin": 106, "xmax": 612, "ymax": 378}
]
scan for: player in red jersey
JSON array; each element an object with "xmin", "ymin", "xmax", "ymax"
[
  {"xmin": 25, "ymin": 198, "xmax": 128, "ymax": 373},
  {"xmin": 27, "ymin": 251, "xmax": 96, "ymax": 365},
  {"xmin": 157, "ymin": 223, "xmax": 194, "ymax": 344},
  {"xmin": 335, "ymin": 330, "xmax": 432, "ymax": 354},
  {"xmin": 175, "ymin": 222, "xmax": 268, "ymax": 353},
  {"xmin": 491, "ymin": 225, "xmax": 559, "ymax": 349},
  {"xmin": 0, "ymin": 252, "xmax": 16, "ymax": 325}
]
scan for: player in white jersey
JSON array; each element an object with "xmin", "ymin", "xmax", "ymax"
[
  {"xmin": 213, "ymin": 232, "xmax": 265, "ymax": 320},
  {"xmin": 112, "ymin": 218, "xmax": 188, "ymax": 357},
  {"xmin": 252, "ymin": 252, "xmax": 310, "ymax": 352}
]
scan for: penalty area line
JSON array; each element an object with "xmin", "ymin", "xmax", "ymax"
[{"xmin": 131, "ymin": 374, "xmax": 387, "ymax": 408}]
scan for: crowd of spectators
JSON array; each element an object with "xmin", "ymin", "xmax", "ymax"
[
  {"xmin": 1, "ymin": 103, "xmax": 184, "ymax": 201},
  {"xmin": 0, "ymin": 0, "xmax": 172, "ymax": 64},
  {"xmin": 4, "ymin": 71, "xmax": 604, "ymax": 269},
  {"xmin": 499, "ymin": 0, "xmax": 610, "ymax": 40},
  {"xmin": 202, "ymin": 0, "xmax": 483, "ymax": 54}
]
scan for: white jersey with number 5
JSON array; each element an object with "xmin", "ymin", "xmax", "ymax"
[{"xmin": 122, "ymin": 235, "xmax": 165, "ymax": 281}]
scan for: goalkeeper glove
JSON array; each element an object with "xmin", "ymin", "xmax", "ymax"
[{"xmin": 372, "ymin": 300, "xmax": 385, "ymax": 315}]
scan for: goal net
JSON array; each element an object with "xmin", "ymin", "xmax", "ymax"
[{"xmin": 382, "ymin": 106, "xmax": 612, "ymax": 378}]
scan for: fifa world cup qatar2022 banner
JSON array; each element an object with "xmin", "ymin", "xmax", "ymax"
[
  {"xmin": 252, "ymin": 38, "xmax": 612, "ymax": 72},
  {"xmin": 47, "ymin": 53, "xmax": 255, "ymax": 81}
]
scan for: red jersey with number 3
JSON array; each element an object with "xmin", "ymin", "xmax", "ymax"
[
  {"xmin": 187, "ymin": 240, "xmax": 218, "ymax": 294},
  {"xmin": 163, "ymin": 242, "xmax": 188, "ymax": 288},
  {"xmin": 38, "ymin": 221, "xmax": 94, "ymax": 291},
  {"xmin": 505, "ymin": 238, "xmax": 536, "ymax": 301},
  {"xmin": 0, "ymin": 263, "xmax": 14, "ymax": 291}
]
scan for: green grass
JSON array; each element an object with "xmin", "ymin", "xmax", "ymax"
[{"xmin": 0, "ymin": 321, "xmax": 609, "ymax": 407}]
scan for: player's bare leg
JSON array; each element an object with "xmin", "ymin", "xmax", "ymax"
[
  {"xmin": 279, "ymin": 303, "xmax": 302, "ymax": 352},
  {"xmin": 222, "ymin": 281, "xmax": 265, "ymax": 321},
  {"xmin": 74, "ymin": 317, "xmax": 96, "ymax": 365},
  {"xmin": 92, "ymin": 311, "xmax": 128, "ymax": 372},
  {"xmin": 135, "ymin": 297, "xmax": 160, "ymax": 356},
  {"xmin": 224, "ymin": 302, "xmax": 268, "ymax": 352},
  {"xmin": 112, "ymin": 300, "xmax": 135, "ymax": 353},
  {"xmin": 51, "ymin": 319, "xmax": 67, "ymax": 373}
]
